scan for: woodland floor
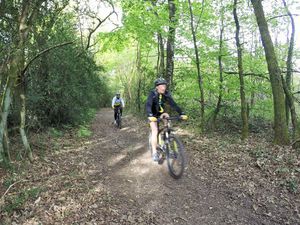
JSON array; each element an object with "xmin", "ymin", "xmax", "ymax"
[{"xmin": 1, "ymin": 108, "xmax": 300, "ymax": 225}]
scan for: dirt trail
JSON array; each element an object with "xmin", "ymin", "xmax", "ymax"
[{"xmin": 1, "ymin": 108, "xmax": 299, "ymax": 224}]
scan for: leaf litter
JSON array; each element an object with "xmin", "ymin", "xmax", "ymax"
[{"xmin": 1, "ymin": 108, "xmax": 299, "ymax": 224}]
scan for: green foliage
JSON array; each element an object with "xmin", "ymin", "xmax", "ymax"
[
  {"xmin": 77, "ymin": 125, "xmax": 92, "ymax": 138},
  {"xmin": 97, "ymin": 28, "xmax": 131, "ymax": 52},
  {"xmin": 49, "ymin": 127, "xmax": 64, "ymax": 138},
  {"xmin": 1, "ymin": 0, "xmax": 296, "ymax": 138},
  {"xmin": 99, "ymin": 0, "xmax": 287, "ymax": 132},
  {"xmin": 24, "ymin": 12, "xmax": 110, "ymax": 128},
  {"xmin": 286, "ymin": 178, "xmax": 298, "ymax": 193},
  {"xmin": 3, "ymin": 187, "xmax": 41, "ymax": 214},
  {"xmin": 3, "ymin": 174, "xmax": 18, "ymax": 189}
]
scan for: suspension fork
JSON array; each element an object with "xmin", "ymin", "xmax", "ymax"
[{"xmin": 164, "ymin": 129, "xmax": 171, "ymax": 147}]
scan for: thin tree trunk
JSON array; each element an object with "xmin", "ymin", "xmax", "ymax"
[
  {"xmin": 150, "ymin": 0, "xmax": 165, "ymax": 77},
  {"xmin": 0, "ymin": 79, "xmax": 13, "ymax": 162},
  {"xmin": 233, "ymin": 0, "xmax": 249, "ymax": 140},
  {"xmin": 157, "ymin": 33, "xmax": 165, "ymax": 76},
  {"xmin": 281, "ymin": 77, "xmax": 299, "ymax": 142},
  {"xmin": 15, "ymin": 0, "xmax": 35, "ymax": 161},
  {"xmin": 166, "ymin": 0, "xmax": 176, "ymax": 87},
  {"xmin": 136, "ymin": 43, "xmax": 142, "ymax": 112},
  {"xmin": 20, "ymin": 94, "xmax": 33, "ymax": 161},
  {"xmin": 211, "ymin": 1, "xmax": 225, "ymax": 130},
  {"xmin": 282, "ymin": 0, "xmax": 298, "ymax": 140},
  {"xmin": 4, "ymin": 125, "xmax": 10, "ymax": 161},
  {"xmin": 251, "ymin": 0, "xmax": 289, "ymax": 145},
  {"xmin": 187, "ymin": 0, "xmax": 205, "ymax": 130}
]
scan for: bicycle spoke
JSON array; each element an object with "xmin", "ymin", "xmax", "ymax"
[{"xmin": 167, "ymin": 135, "xmax": 185, "ymax": 179}]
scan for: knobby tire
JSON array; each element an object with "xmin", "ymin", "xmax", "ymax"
[
  {"xmin": 166, "ymin": 135, "xmax": 185, "ymax": 179},
  {"xmin": 116, "ymin": 112, "xmax": 121, "ymax": 129}
]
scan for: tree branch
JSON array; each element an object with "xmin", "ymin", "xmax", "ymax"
[
  {"xmin": 1, "ymin": 180, "xmax": 28, "ymax": 201},
  {"xmin": 267, "ymin": 13, "xmax": 300, "ymax": 21},
  {"xmin": 224, "ymin": 71, "xmax": 269, "ymax": 80},
  {"xmin": 85, "ymin": 1, "xmax": 117, "ymax": 50},
  {"xmin": 22, "ymin": 41, "xmax": 74, "ymax": 75}
]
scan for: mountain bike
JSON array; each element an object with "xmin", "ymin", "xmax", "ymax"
[
  {"xmin": 115, "ymin": 107, "xmax": 122, "ymax": 129},
  {"xmin": 148, "ymin": 116, "xmax": 186, "ymax": 179}
]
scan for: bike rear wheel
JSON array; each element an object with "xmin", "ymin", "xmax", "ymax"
[{"xmin": 166, "ymin": 135, "xmax": 185, "ymax": 179}]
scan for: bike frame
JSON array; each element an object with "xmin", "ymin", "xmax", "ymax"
[
  {"xmin": 157, "ymin": 116, "xmax": 178, "ymax": 136},
  {"xmin": 157, "ymin": 116, "xmax": 180, "ymax": 153}
]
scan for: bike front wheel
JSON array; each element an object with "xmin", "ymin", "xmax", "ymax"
[
  {"xmin": 117, "ymin": 118, "xmax": 121, "ymax": 129},
  {"xmin": 166, "ymin": 135, "xmax": 185, "ymax": 179},
  {"xmin": 116, "ymin": 114, "xmax": 122, "ymax": 129}
]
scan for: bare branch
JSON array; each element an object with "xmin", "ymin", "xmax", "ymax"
[
  {"xmin": 22, "ymin": 41, "xmax": 74, "ymax": 75},
  {"xmin": 224, "ymin": 71, "xmax": 270, "ymax": 80},
  {"xmin": 1, "ymin": 180, "xmax": 28, "ymax": 200},
  {"xmin": 267, "ymin": 13, "xmax": 300, "ymax": 21},
  {"xmin": 283, "ymin": 70, "xmax": 300, "ymax": 74},
  {"xmin": 85, "ymin": 1, "xmax": 118, "ymax": 50}
]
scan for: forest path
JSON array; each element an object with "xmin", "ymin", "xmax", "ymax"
[{"xmin": 1, "ymin": 108, "xmax": 299, "ymax": 224}]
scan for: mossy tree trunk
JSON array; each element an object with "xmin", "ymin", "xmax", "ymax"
[
  {"xmin": 251, "ymin": 0, "xmax": 289, "ymax": 145},
  {"xmin": 0, "ymin": 79, "xmax": 14, "ymax": 163},
  {"xmin": 0, "ymin": 0, "xmax": 45, "ymax": 162},
  {"xmin": 282, "ymin": 0, "xmax": 299, "ymax": 143}
]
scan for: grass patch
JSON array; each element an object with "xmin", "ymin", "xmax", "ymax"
[
  {"xmin": 77, "ymin": 125, "xmax": 92, "ymax": 138},
  {"xmin": 49, "ymin": 127, "xmax": 64, "ymax": 137},
  {"xmin": 3, "ymin": 187, "xmax": 41, "ymax": 214},
  {"xmin": 286, "ymin": 178, "xmax": 298, "ymax": 193},
  {"xmin": 249, "ymin": 147, "xmax": 268, "ymax": 159}
]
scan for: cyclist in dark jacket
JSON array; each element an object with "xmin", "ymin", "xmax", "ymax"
[{"xmin": 146, "ymin": 77, "xmax": 187, "ymax": 161}]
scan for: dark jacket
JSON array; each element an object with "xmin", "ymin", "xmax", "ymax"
[{"xmin": 146, "ymin": 89, "xmax": 183, "ymax": 117}]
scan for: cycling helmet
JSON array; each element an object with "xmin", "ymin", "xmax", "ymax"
[{"xmin": 154, "ymin": 77, "xmax": 168, "ymax": 86}]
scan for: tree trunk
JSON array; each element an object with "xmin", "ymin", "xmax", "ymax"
[
  {"xmin": 3, "ymin": 125, "xmax": 10, "ymax": 161},
  {"xmin": 281, "ymin": 77, "xmax": 299, "ymax": 142},
  {"xmin": 251, "ymin": 0, "xmax": 289, "ymax": 145},
  {"xmin": 157, "ymin": 33, "xmax": 165, "ymax": 76},
  {"xmin": 150, "ymin": 0, "xmax": 165, "ymax": 77},
  {"xmin": 0, "ymin": 0, "xmax": 45, "ymax": 161},
  {"xmin": 282, "ymin": 0, "xmax": 298, "ymax": 142},
  {"xmin": 233, "ymin": 0, "xmax": 249, "ymax": 140},
  {"xmin": 187, "ymin": 0, "xmax": 205, "ymax": 130},
  {"xmin": 15, "ymin": 0, "xmax": 35, "ymax": 160},
  {"xmin": 136, "ymin": 43, "xmax": 142, "ymax": 112},
  {"xmin": 20, "ymin": 94, "xmax": 33, "ymax": 161},
  {"xmin": 166, "ymin": 0, "xmax": 176, "ymax": 87},
  {"xmin": 210, "ymin": 1, "xmax": 225, "ymax": 130},
  {"xmin": 0, "ymin": 79, "xmax": 13, "ymax": 162}
]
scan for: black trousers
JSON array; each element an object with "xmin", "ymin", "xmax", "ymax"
[{"xmin": 114, "ymin": 107, "xmax": 123, "ymax": 120}]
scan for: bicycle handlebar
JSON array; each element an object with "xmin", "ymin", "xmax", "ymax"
[{"xmin": 157, "ymin": 116, "xmax": 183, "ymax": 122}]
